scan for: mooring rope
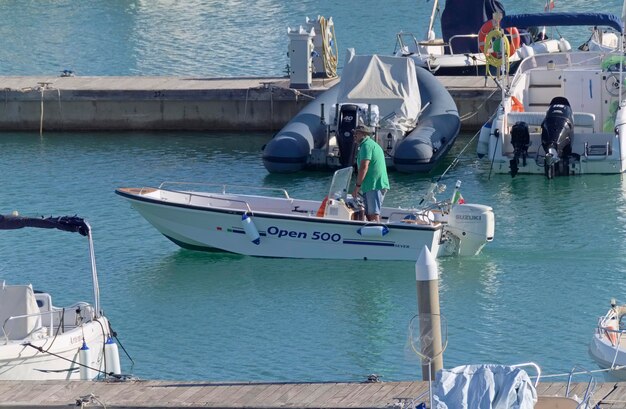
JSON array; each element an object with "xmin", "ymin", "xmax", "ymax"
[
  {"xmin": 459, "ymin": 87, "xmax": 499, "ymax": 122},
  {"xmin": 434, "ymin": 124, "xmax": 485, "ymax": 183},
  {"xmin": 24, "ymin": 341, "xmax": 124, "ymax": 379}
]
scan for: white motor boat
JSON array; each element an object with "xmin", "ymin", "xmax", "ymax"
[
  {"xmin": 262, "ymin": 50, "xmax": 460, "ymax": 174},
  {"xmin": 476, "ymin": 12, "xmax": 626, "ymax": 178},
  {"xmin": 394, "ymin": 0, "xmax": 571, "ymax": 76},
  {"xmin": 0, "ymin": 214, "xmax": 123, "ymax": 380},
  {"xmin": 589, "ymin": 299, "xmax": 626, "ymax": 379},
  {"xmin": 116, "ymin": 168, "xmax": 494, "ymax": 260}
]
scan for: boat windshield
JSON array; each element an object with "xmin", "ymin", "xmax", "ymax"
[{"xmin": 327, "ymin": 167, "xmax": 353, "ymax": 200}]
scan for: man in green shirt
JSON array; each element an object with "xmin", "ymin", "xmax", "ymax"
[{"xmin": 351, "ymin": 124, "xmax": 390, "ymax": 222}]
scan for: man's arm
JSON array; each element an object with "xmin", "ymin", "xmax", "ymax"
[{"xmin": 352, "ymin": 159, "xmax": 370, "ymax": 197}]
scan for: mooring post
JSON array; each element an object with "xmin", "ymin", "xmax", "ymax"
[{"xmin": 415, "ymin": 246, "xmax": 443, "ymax": 381}]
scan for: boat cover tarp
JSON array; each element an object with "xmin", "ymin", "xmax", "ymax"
[
  {"xmin": 432, "ymin": 364, "xmax": 537, "ymax": 409},
  {"xmin": 337, "ymin": 51, "xmax": 420, "ymax": 130},
  {"xmin": 441, "ymin": 0, "xmax": 505, "ymax": 54},
  {"xmin": 501, "ymin": 12, "xmax": 623, "ymax": 34},
  {"xmin": 0, "ymin": 215, "xmax": 89, "ymax": 236}
]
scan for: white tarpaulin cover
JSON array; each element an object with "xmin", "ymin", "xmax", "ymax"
[
  {"xmin": 336, "ymin": 50, "xmax": 421, "ymax": 130},
  {"xmin": 432, "ymin": 364, "xmax": 537, "ymax": 409}
]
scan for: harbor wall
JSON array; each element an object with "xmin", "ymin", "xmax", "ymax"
[{"xmin": 0, "ymin": 76, "xmax": 499, "ymax": 133}]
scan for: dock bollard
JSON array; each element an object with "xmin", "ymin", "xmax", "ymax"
[{"xmin": 415, "ymin": 246, "xmax": 444, "ymax": 381}]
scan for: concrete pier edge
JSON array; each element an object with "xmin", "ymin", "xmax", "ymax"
[{"xmin": 0, "ymin": 75, "xmax": 499, "ymax": 133}]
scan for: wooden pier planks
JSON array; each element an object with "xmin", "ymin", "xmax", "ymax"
[{"xmin": 4, "ymin": 379, "xmax": 626, "ymax": 408}]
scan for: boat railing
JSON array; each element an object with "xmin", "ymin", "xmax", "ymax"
[
  {"xmin": 157, "ymin": 185, "xmax": 296, "ymax": 216},
  {"xmin": 158, "ymin": 181, "xmax": 291, "ymax": 199},
  {"xmin": 160, "ymin": 188, "xmax": 255, "ymax": 214},
  {"xmin": 394, "ymin": 32, "xmax": 422, "ymax": 56},
  {"xmin": 563, "ymin": 365, "xmax": 597, "ymax": 407},
  {"xmin": 394, "ymin": 31, "xmax": 483, "ymax": 57},
  {"xmin": 446, "ymin": 34, "xmax": 479, "ymax": 55},
  {"xmin": 1, "ymin": 305, "xmax": 93, "ymax": 344},
  {"xmin": 510, "ymin": 362, "xmax": 542, "ymax": 387}
]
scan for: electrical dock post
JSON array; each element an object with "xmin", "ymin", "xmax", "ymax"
[{"xmin": 415, "ymin": 246, "xmax": 444, "ymax": 381}]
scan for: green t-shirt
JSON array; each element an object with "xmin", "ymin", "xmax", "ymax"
[{"xmin": 356, "ymin": 136, "xmax": 390, "ymax": 192}]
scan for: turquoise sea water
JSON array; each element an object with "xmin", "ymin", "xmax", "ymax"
[{"xmin": 0, "ymin": 0, "xmax": 625, "ymax": 383}]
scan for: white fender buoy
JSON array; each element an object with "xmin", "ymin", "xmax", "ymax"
[
  {"xmin": 477, "ymin": 121, "xmax": 492, "ymax": 158},
  {"xmin": 241, "ymin": 213, "xmax": 261, "ymax": 245},
  {"xmin": 104, "ymin": 337, "xmax": 122, "ymax": 376},
  {"xmin": 357, "ymin": 225, "xmax": 389, "ymax": 237},
  {"xmin": 79, "ymin": 341, "xmax": 95, "ymax": 380},
  {"xmin": 558, "ymin": 37, "xmax": 571, "ymax": 52}
]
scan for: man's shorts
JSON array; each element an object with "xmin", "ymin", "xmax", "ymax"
[{"xmin": 363, "ymin": 189, "xmax": 387, "ymax": 216}]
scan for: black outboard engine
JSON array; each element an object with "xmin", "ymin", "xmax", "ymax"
[
  {"xmin": 336, "ymin": 104, "xmax": 359, "ymax": 166},
  {"xmin": 541, "ymin": 96, "xmax": 573, "ymax": 178},
  {"xmin": 509, "ymin": 121, "xmax": 530, "ymax": 178}
]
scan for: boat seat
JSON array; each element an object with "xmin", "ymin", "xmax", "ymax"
[
  {"xmin": 0, "ymin": 281, "xmax": 42, "ymax": 340},
  {"xmin": 35, "ymin": 292, "xmax": 54, "ymax": 328}
]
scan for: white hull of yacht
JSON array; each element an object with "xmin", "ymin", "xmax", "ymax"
[{"xmin": 0, "ymin": 317, "xmax": 110, "ymax": 380}]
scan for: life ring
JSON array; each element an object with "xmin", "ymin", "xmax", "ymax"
[
  {"xmin": 507, "ymin": 27, "xmax": 521, "ymax": 56},
  {"xmin": 478, "ymin": 20, "xmax": 520, "ymax": 58}
]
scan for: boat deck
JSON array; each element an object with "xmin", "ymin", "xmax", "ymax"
[{"xmin": 1, "ymin": 379, "xmax": 625, "ymax": 408}]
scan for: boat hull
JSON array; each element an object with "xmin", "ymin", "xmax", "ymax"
[
  {"xmin": 392, "ymin": 66, "xmax": 460, "ymax": 172},
  {"xmin": 589, "ymin": 332, "xmax": 626, "ymax": 380},
  {"xmin": 0, "ymin": 317, "xmax": 109, "ymax": 380},
  {"xmin": 117, "ymin": 190, "xmax": 444, "ymax": 261}
]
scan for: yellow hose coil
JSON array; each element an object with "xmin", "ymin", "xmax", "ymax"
[
  {"xmin": 319, "ymin": 16, "xmax": 338, "ymax": 79},
  {"xmin": 484, "ymin": 28, "xmax": 510, "ymax": 75}
]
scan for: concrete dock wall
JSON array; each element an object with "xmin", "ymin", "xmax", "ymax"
[{"xmin": 0, "ymin": 75, "xmax": 499, "ymax": 133}]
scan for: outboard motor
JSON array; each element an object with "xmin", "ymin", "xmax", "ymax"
[
  {"xmin": 509, "ymin": 121, "xmax": 530, "ymax": 178},
  {"xmin": 446, "ymin": 203, "xmax": 495, "ymax": 256},
  {"xmin": 540, "ymin": 96, "xmax": 573, "ymax": 178},
  {"xmin": 336, "ymin": 104, "xmax": 359, "ymax": 166}
]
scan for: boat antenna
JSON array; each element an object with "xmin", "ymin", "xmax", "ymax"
[
  {"xmin": 618, "ymin": 18, "xmax": 626, "ymax": 101},
  {"xmin": 425, "ymin": 0, "xmax": 439, "ymax": 40},
  {"xmin": 85, "ymin": 220, "xmax": 101, "ymax": 318}
]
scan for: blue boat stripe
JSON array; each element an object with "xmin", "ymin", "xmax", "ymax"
[
  {"xmin": 232, "ymin": 228, "xmax": 266, "ymax": 236},
  {"xmin": 342, "ymin": 240, "xmax": 396, "ymax": 247}
]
